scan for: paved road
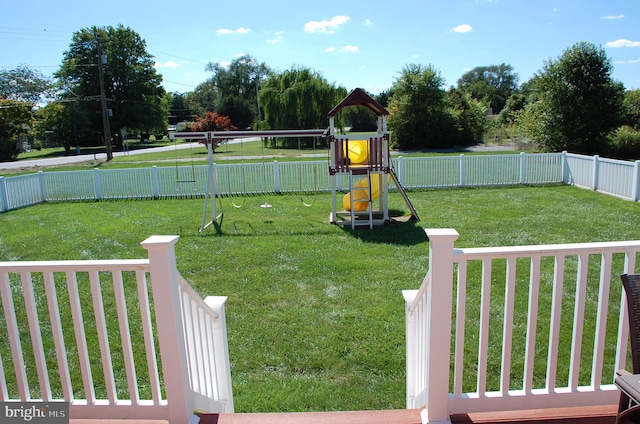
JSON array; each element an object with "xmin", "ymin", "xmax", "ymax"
[
  {"xmin": 0, "ymin": 139, "xmax": 514, "ymax": 171},
  {"xmin": 0, "ymin": 141, "xmax": 207, "ymax": 170}
]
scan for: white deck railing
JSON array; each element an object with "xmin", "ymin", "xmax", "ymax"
[
  {"xmin": 0, "ymin": 235, "xmax": 233, "ymax": 423},
  {"xmin": 404, "ymin": 229, "xmax": 640, "ymax": 423}
]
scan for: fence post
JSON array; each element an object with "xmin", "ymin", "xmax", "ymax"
[
  {"xmin": 141, "ymin": 235, "xmax": 193, "ymax": 424},
  {"xmin": 459, "ymin": 154, "xmax": 466, "ymax": 187},
  {"xmin": 151, "ymin": 166, "xmax": 160, "ymax": 199},
  {"xmin": 273, "ymin": 160, "xmax": 280, "ymax": 193},
  {"xmin": 211, "ymin": 163, "xmax": 219, "ymax": 197},
  {"xmin": 561, "ymin": 151, "xmax": 568, "ymax": 184},
  {"xmin": 592, "ymin": 155, "xmax": 600, "ymax": 191},
  {"xmin": 633, "ymin": 160, "xmax": 640, "ymax": 202},
  {"xmin": 519, "ymin": 152, "xmax": 526, "ymax": 184},
  {"xmin": 93, "ymin": 168, "xmax": 102, "ymax": 200},
  {"xmin": 396, "ymin": 156, "xmax": 404, "ymax": 187},
  {"xmin": 37, "ymin": 171, "xmax": 47, "ymax": 202},
  {"xmin": 204, "ymin": 296, "xmax": 234, "ymax": 413},
  {"xmin": 0, "ymin": 176, "xmax": 8, "ymax": 212}
]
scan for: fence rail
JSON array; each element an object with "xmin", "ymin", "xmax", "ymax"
[
  {"xmin": 1, "ymin": 152, "xmax": 639, "ymax": 213},
  {"xmin": 403, "ymin": 229, "xmax": 640, "ymax": 422}
]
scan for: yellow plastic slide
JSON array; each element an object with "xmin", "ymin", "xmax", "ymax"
[
  {"xmin": 341, "ymin": 139, "xmax": 388, "ymax": 212},
  {"xmin": 343, "ymin": 175, "xmax": 388, "ymax": 211},
  {"xmin": 345, "ymin": 139, "xmax": 369, "ymax": 165}
]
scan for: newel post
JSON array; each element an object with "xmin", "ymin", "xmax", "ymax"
[
  {"xmin": 141, "ymin": 235, "xmax": 193, "ymax": 424},
  {"xmin": 205, "ymin": 296, "xmax": 235, "ymax": 413},
  {"xmin": 424, "ymin": 228, "xmax": 459, "ymax": 423}
]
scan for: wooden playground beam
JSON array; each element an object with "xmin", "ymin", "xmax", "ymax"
[{"xmin": 169, "ymin": 129, "xmax": 328, "ymax": 143}]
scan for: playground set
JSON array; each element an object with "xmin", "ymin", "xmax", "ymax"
[{"xmin": 169, "ymin": 88, "xmax": 419, "ymax": 231}]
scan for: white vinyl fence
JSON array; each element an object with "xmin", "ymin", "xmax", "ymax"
[{"xmin": 1, "ymin": 152, "xmax": 639, "ymax": 213}]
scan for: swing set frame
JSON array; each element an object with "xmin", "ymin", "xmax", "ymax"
[{"xmin": 169, "ymin": 129, "xmax": 327, "ymax": 232}]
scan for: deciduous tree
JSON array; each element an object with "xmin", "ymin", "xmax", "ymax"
[
  {"xmin": 623, "ymin": 89, "xmax": 640, "ymax": 130},
  {"xmin": 257, "ymin": 67, "xmax": 346, "ymax": 148},
  {"xmin": 387, "ymin": 64, "xmax": 449, "ymax": 150},
  {"xmin": 0, "ymin": 65, "xmax": 54, "ymax": 104},
  {"xmin": 190, "ymin": 111, "xmax": 236, "ymax": 132},
  {"xmin": 457, "ymin": 64, "xmax": 518, "ymax": 114},
  {"xmin": 520, "ymin": 42, "xmax": 625, "ymax": 154},
  {"xmin": 55, "ymin": 25, "xmax": 168, "ymax": 155},
  {"xmin": 204, "ymin": 55, "xmax": 271, "ymax": 129},
  {"xmin": 0, "ymin": 99, "xmax": 32, "ymax": 161},
  {"xmin": 169, "ymin": 92, "xmax": 194, "ymax": 125}
]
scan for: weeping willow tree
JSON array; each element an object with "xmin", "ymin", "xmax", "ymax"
[{"xmin": 257, "ymin": 67, "xmax": 347, "ymax": 148}]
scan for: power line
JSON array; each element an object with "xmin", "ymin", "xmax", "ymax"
[
  {"xmin": 0, "ymin": 26, "xmax": 71, "ymax": 42},
  {"xmin": 0, "ymin": 25, "xmax": 70, "ymax": 34},
  {"xmin": 148, "ymin": 48, "xmax": 208, "ymax": 67},
  {"xmin": 0, "ymin": 65, "xmax": 59, "ymax": 69},
  {"xmin": 162, "ymin": 79, "xmax": 198, "ymax": 88}
]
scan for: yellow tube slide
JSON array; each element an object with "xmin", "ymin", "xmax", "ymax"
[
  {"xmin": 343, "ymin": 174, "xmax": 389, "ymax": 211},
  {"xmin": 344, "ymin": 140, "xmax": 369, "ymax": 165}
]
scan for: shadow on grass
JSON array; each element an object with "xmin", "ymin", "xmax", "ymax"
[{"xmin": 341, "ymin": 209, "xmax": 427, "ymax": 246}]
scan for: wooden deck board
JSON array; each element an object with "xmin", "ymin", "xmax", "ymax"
[
  {"xmin": 69, "ymin": 404, "xmax": 618, "ymax": 424},
  {"xmin": 450, "ymin": 404, "xmax": 617, "ymax": 423},
  {"xmin": 204, "ymin": 409, "xmax": 422, "ymax": 424}
]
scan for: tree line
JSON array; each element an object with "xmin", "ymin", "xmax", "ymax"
[{"xmin": 1, "ymin": 24, "xmax": 639, "ymax": 162}]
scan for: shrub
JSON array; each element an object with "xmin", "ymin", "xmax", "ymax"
[
  {"xmin": 610, "ymin": 126, "xmax": 640, "ymax": 159},
  {"xmin": 0, "ymin": 138, "xmax": 19, "ymax": 161}
]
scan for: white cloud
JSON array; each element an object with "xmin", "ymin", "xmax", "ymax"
[
  {"xmin": 216, "ymin": 27, "xmax": 252, "ymax": 35},
  {"xmin": 364, "ymin": 18, "xmax": 372, "ymax": 26},
  {"xmin": 451, "ymin": 24, "xmax": 473, "ymax": 33},
  {"xmin": 266, "ymin": 31, "xmax": 285, "ymax": 44},
  {"xmin": 326, "ymin": 45, "xmax": 359, "ymax": 53},
  {"xmin": 154, "ymin": 61, "xmax": 180, "ymax": 68},
  {"xmin": 305, "ymin": 15, "xmax": 350, "ymax": 34},
  {"xmin": 606, "ymin": 39, "xmax": 640, "ymax": 48},
  {"xmin": 615, "ymin": 58, "xmax": 640, "ymax": 64},
  {"xmin": 602, "ymin": 14, "xmax": 624, "ymax": 20}
]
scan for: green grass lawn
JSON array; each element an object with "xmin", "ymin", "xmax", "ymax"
[{"xmin": 0, "ymin": 185, "xmax": 639, "ymax": 412}]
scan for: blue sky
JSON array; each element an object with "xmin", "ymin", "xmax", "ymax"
[{"xmin": 1, "ymin": 0, "xmax": 639, "ymax": 96}]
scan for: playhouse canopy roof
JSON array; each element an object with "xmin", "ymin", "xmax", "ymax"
[{"xmin": 327, "ymin": 88, "xmax": 389, "ymax": 117}]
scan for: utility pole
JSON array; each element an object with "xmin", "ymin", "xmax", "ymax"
[{"xmin": 96, "ymin": 36, "xmax": 113, "ymax": 161}]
